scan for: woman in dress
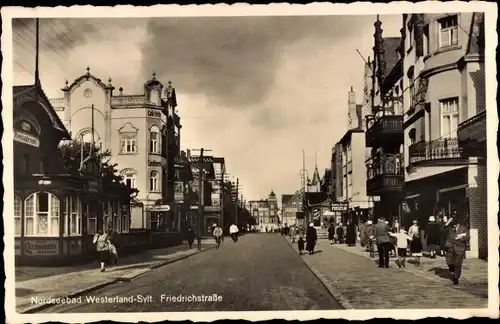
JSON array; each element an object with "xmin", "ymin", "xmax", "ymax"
[
  {"xmin": 408, "ymin": 220, "xmax": 423, "ymax": 265},
  {"xmin": 93, "ymin": 230, "xmax": 111, "ymax": 272},
  {"xmin": 425, "ymin": 216, "xmax": 440, "ymax": 259}
]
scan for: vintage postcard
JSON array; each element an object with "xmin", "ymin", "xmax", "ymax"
[{"xmin": 2, "ymin": 2, "xmax": 499, "ymax": 323}]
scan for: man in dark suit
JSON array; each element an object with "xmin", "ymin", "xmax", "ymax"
[
  {"xmin": 444, "ymin": 213, "xmax": 470, "ymax": 285},
  {"xmin": 374, "ymin": 217, "xmax": 391, "ymax": 268}
]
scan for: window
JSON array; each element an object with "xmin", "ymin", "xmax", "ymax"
[
  {"xmin": 112, "ymin": 201, "xmax": 121, "ymax": 232},
  {"xmin": 120, "ymin": 133, "xmax": 137, "ymax": 153},
  {"xmin": 103, "ymin": 201, "xmax": 110, "ymax": 231},
  {"xmin": 64, "ymin": 196, "xmax": 82, "ymax": 236},
  {"xmin": 122, "ymin": 170, "xmax": 137, "ymax": 189},
  {"xmin": 14, "ymin": 195, "xmax": 22, "ymax": 236},
  {"xmin": 87, "ymin": 202, "xmax": 98, "ymax": 235},
  {"xmin": 440, "ymin": 98, "xmax": 459, "ymax": 139},
  {"xmin": 150, "ymin": 171, "xmax": 159, "ymax": 192},
  {"xmin": 24, "ymin": 192, "xmax": 60, "ymax": 236},
  {"xmin": 21, "ymin": 154, "xmax": 30, "ymax": 174},
  {"xmin": 423, "ymin": 25, "xmax": 430, "ymax": 55},
  {"xmin": 40, "ymin": 159, "xmax": 46, "ymax": 174},
  {"xmin": 149, "ymin": 126, "xmax": 160, "ymax": 153},
  {"xmin": 439, "ymin": 15, "xmax": 458, "ymax": 48},
  {"xmin": 122, "ymin": 207, "xmax": 130, "ymax": 233}
]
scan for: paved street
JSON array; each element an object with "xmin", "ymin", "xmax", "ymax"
[{"xmin": 40, "ymin": 234, "xmax": 343, "ymax": 312}]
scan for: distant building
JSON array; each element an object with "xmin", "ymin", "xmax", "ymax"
[
  {"xmin": 281, "ymin": 193, "xmax": 299, "ymax": 227},
  {"xmin": 49, "ymin": 68, "xmax": 181, "ymax": 231},
  {"xmin": 248, "ymin": 191, "xmax": 279, "ymax": 232},
  {"xmin": 402, "ymin": 13, "xmax": 486, "ymax": 258}
]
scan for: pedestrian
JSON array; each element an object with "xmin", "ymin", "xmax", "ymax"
[
  {"xmin": 327, "ymin": 222, "xmax": 335, "ymax": 245},
  {"xmin": 425, "ymin": 216, "xmax": 440, "ymax": 258},
  {"xmin": 93, "ymin": 229, "xmax": 111, "ymax": 272},
  {"xmin": 290, "ymin": 225, "xmax": 296, "ymax": 243},
  {"xmin": 439, "ymin": 215, "xmax": 449, "ymax": 256},
  {"xmin": 444, "ymin": 213, "xmax": 470, "ymax": 285},
  {"xmin": 306, "ymin": 222, "xmax": 318, "ymax": 255},
  {"xmin": 212, "ymin": 223, "xmax": 223, "ymax": 249},
  {"xmin": 107, "ymin": 220, "xmax": 119, "ymax": 265},
  {"xmin": 389, "ymin": 226, "xmax": 413, "ymax": 268},
  {"xmin": 365, "ymin": 220, "xmax": 376, "ymax": 258},
  {"xmin": 229, "ymin": 223, "xmax": 239, "ymax": 242},
  {"xmin": 297, "ymin": 235, "xmax": 305, "ymax": 255},
  {"xmin": 186, "ymin": 228, "xmax": 195, "ymax": 249},
  {"xmin": 408, "ymin": 220, "xmax": 423, "ymax": 265},
  {"xmin": 374, "ymin": 217, "xmax": 391, "ymax": 268},
  {"xmin": 346, "ymin": 218, "xmax": 357, "ymax": 246},
  {"xmin": 335, "ymin": 223, "xmax": 344, "ymax": 244}
]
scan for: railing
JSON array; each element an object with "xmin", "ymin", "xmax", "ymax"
[
  {"xmin": 366, "ymin": 114, "xmax": 403, "ymax": 134},
  {"xmin": 366, "ymin": 153, "xmax": 404, "ymax": 181},
  {"xmin": 409, "ymin": 138, "xmax": 461, "ymax": 164},
  {"xmin": 49, "ymin": 98, "xmax": 65, "ymax": 108},
  {"xmin": 111, "ymin": 95, "xmax": 147, "ymax": 106}
]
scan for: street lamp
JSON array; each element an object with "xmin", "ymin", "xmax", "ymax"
[{"xmin": 299, "ymin": 169, "xmax": 309, "ymax": 226}]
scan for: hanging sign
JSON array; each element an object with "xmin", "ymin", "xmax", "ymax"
[{"xmin": 14, "ymin": 130, "xmax": 40, "ymax": 148}]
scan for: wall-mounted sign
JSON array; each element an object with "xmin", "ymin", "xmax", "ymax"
[
  {"xmin": 148, "ymin": 110, "xmax": 162, "ymax": 118},
  {"xmin": 14, "ymin": 130, "xmax": 40, "ymax": 148},
  {"xmin": 69, "ymin": 240, "xmax": 82, "ymax": 255},
  {"xmin": 24, "ymin": 239, "xmax": 59, "ymax": 256},
  {"xmin": 148, "ymin": 160, "xmax": 162, "ymax": 167},
  {"xmin": 330, "ymin": 203, "xmax": 348, "ymax": 212},
  {"xmin": 21, "ymin": 122, "xmax": 31, "ymax": 132},
  {"xmin": 149, "ymin": 205, "xmax": 170, "ymax": 212}
]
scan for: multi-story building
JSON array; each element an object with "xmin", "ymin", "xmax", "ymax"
[
  {"xmin": 334, "ymin": 88, "xmax": 374, "ymax": 223},
  {"xmin": 402, "ymin": 13, "xmax": 486, "ymax": 258},
  {"xmin": 365, "ymin": 17, "xmax": 405, "ymax": 224},
  {"xmin": 49, "ymin": 68, "xmax": 181, "ymax": 231},
  {"xmin": 281, "ymin": 194, "xmax": 298, "ymax": 227},
  {"xmin": 248, "ymin": 191, "xmax": 279, "ymax": 232}
]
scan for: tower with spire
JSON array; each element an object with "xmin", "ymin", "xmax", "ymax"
[{"xmin": 308, "ymin": 152, "xmax": 321, "ymax": 193}]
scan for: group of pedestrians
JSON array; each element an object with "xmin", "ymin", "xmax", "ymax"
[
  {"xmin": 93, "ymin": 221, "xmax": 119, "ymax": 272},
  {"xmin": 325, "ymin": 222, "xmax": 357, "ymax": 245},
  {"xmin": 296, "ymin": 223, "xmax": 318, "ymax": 255}
]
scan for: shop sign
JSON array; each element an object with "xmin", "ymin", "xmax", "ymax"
[
  {"xmin": 15, "ymin": 240, "xmax": 21, "ymax": 256},
  {"xmin": 24, "ymin": 239, "xmax": 59, "ymax": 256},
  {"xmin": 69, "ymin": 240, "xmax": 82, "ymax": 255},
  {"xmin": 14, "ymin": 130, "xmax": 40, "ymax": 148},
  {"xmin": 149, "ymin": 205, "xmax": 170, "ymax": 212},
  {"xmin": 148, "ymin": 160, "xmax": 162, "ymax": 167},
  {"xmin": 147, "ymin": 110, "xmax": 162, "ymax": 118},
  {"xmin": 330, "ymin": 202, "xmax": 348, "ymax": 212}
]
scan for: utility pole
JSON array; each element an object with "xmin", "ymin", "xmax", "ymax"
[
  {"xmin": 220, "ymin": 165, "xmax": 225, "ymax": 236},
  {"xmin": 191, "ymin": 148, "xmax": 212, "ymax": 251}
]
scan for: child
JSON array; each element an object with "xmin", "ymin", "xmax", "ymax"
[
  {"xmin": 297, "ymin": 235, "xmax": 305, "ymax": 255},
  {"xmin": 389, "ymin": 227, "xmax": 413, "ymax": 268}
]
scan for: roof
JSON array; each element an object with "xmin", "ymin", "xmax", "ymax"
[
  {"xmin": 337, "ymin": 127, "xmax": 364, "ymax": 145},
  {"xmin": 281, "ymin": 194, "xmax": 295, "ymax": 205},
  {"xmin": 310, "ymin": 167, "xmax": 321, "ymax": 186},
  {"xmin": 63, "ymin": 67, "xmax": 114, "ymax": 93},
  {"xmin": 305, "ymin": 192, "xmax": 329, "ymax": 206},
  {"xmin": 382, "ymin": 37, "xmax": 401, "ymax": 77},
  {"xmin": 269, "ymin": 190, "xmax": 276, "ymax": 197}
]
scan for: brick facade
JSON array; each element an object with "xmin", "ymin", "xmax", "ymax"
[{"xmin": 467, "ymin": 158, "xmax": 488, "ymax": 258}]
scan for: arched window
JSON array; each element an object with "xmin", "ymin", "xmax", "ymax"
[
  {"xmin": 25, "ymin": 192, "xmax": 60, "ymax": 236},
  {"xmin": 150, "ymin": 170, "xmax": 159, "ymax": 192},
  {"xmin": 122, "ymin": 169, "xmax": 137, "ymax": 189},
  {"xmin": 14, "ymin": 195, "xmax": 22, "ymax": 236},
  {"xmin": 149, "ymin": 126, "xmax": 160, "ymax": 154}
]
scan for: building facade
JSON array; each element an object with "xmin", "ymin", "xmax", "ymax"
[
  {"xmin": 49, "ymin": 68, "xmax": 181, "ymax": 231},
  {"xmin": 248, "ymin": 191, "xmax": 279, "ymax": 232},
  {"xmin": 365, "ymin": 17, "xmax": 405, "ymax": 224},
  {"xmin": 402, "ymin": 13, "xmax": 486, "ymax": 258}
]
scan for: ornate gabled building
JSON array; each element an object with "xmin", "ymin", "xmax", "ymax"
[
  {"xmin": 49, "ymin": 68, "xmax": 181, "ymax": 232},
  {"xmin": 248, "ymin": 191, "xmax": 279, "ymax": 232},
  {"xmin": 365, "ymin": 16, "xmax": 405, "ymax": 224},
  {"xmin": 402, "ymin": 13, "xmax": 486, "ymax": 258}
]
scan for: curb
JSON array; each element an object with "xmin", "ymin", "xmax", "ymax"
[
  {"xmin": 19, "ymin": 245, "xmax": 216, "ymax": 314},
  {"xmin": 282, "ymin": 237, "xmax": 353, "ymax": 310}
]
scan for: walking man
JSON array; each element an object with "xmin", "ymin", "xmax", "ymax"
[
  {"xmin": 229, "ymin": 223, "xmax": 239, "ymax": 242},
  {"xmin": 213, "ymin": 223, "xmax": 223, "ymax": 249},
  {"xmin": 374, "ymin": 217, "xmax": 391, "ymax": 268},
  {"xmin": 444, "ymin": 213, "xmax": 470, "ymax": 285}
]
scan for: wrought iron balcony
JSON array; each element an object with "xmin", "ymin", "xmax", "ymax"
[
  {"xmin": 366, "ymin": 153, "xmax": 404, "ymax": 195},
  {"xmin": 365, "ymin": 114, "xmax": 404, "ymax": 148},
  {"xmin": 408, "ymin": 138, "xmax": 463, "ymax": 165},
  {"xmin": 457, "ymin": 110, "xmax": 486, "ymax": 157}
]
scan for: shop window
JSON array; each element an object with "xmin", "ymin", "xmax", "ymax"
[
  {"xmin": 120, "ymin": 133, "xmax": 137, "ymax": 154},
  {"xmin": 150, "ymin": 170, "xmax": 159, "ymax": 192},
  {"xmin": 24, "ymin": 192, "xmax": 60, "ymax": 237},
  {"xmin": 64, "ymin": 196, "xmax": 82, "ymax": 236},
  {"xmin": 149, "ymin": 126, "xmax": 160, "ymax": 154},
  {"xmin": 14, "ymin": 195, "xmax": 22, "ymax": 236},
  {"xmin": 440, "ymin": 97, "xmax": 459, "ymax": 139},
  {"xmin": 438, "ymin": 15, "xmax": 458, "ymax": 48}
]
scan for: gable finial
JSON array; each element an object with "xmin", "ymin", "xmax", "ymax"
[{"xmin": 86, "ymin": 66, "xmax": 90, "ymax": 74}]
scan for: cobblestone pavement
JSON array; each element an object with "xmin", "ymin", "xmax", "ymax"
[
  {"xmin": 285, "ymin": 238, "xmax": 488, "ymax": 309},
  {"xmin": 39, "ymin": 233, "xmax": 342, "ymax": 312},
  {"xmin": 16, "ymin": 242, "xmax": 215, "ymax": 313}
]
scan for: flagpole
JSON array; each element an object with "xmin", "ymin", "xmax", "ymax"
[{"xmin": 35, "ymin": 18, "xmax": 40, "ymax": 84}]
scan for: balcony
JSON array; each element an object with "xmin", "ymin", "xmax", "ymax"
[
  {"xmin": 409, "ymin": 138, "xmax": 464, "ymax": 166},
  {"xmin": 365, "ymin": 115, "xmax": 404, "ymax": 148},
  {"xmin": 457, "ymin": 110, "xmax": 486, "ymax": 158},
  {"xmin": 366, "ymin": 153, "xmax": 404, "ymax": 195}
]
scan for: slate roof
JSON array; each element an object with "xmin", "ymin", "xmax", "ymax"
[
  {"xmin": 382, "ymin": 37, "xmax": 401, "ymax": 77},
  {"xmin": 281, "ymin": 194, "xmax": 295, "ymax": 205}
]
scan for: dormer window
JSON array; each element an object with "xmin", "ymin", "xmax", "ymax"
[{"xmin": 150, "ymin": 89, "xmax": 160, "ymax": 105}]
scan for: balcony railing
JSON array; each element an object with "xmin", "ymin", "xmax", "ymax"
[
  {"xmin": 366, "ymin": 153, "xmax": 404, "ymax": 194},
  {"xmin": 458, "ymin": 110, "xmax": 486, "ymax": 157},
  {"xmin": 365, "ymin": 114, "xmax": 404, "ymax": 147},
  {"xmin": 408, "ymin": 138, "xmax": 462, "ymax": 165}
]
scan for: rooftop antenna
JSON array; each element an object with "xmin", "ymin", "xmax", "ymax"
[{"xmin": 34, "ymin": 18, "xmax": 40, "ymax": 85}]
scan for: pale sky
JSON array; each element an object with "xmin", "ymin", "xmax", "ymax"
[{"xmin": 12, "ymin": 15, "xmax": 402, "ymax": 202}]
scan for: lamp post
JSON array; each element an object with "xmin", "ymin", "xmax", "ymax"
[{"xmin": 299, "ymin": 168, "xmax": 309, "ymax": 227}]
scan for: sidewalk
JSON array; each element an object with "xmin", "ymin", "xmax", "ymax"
[
  {"xmin": 15, "ymin": 242, "xmax": 215, "ymax": 313},
  {"xmin": 285, "ymin": 237, "xmax": 488, "ymax": 310}
]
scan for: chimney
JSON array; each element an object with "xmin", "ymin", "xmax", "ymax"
[
  {"xmin": 186, "ymin": 149, "xmax": 191, "ymax": 159},
  {"xmin": 119, "ymin": 87, "xmax": 123, "ymax": 96},
  {"xmin": 348, "ymin": 87, "xmax": 357, "ymax": 129}
]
